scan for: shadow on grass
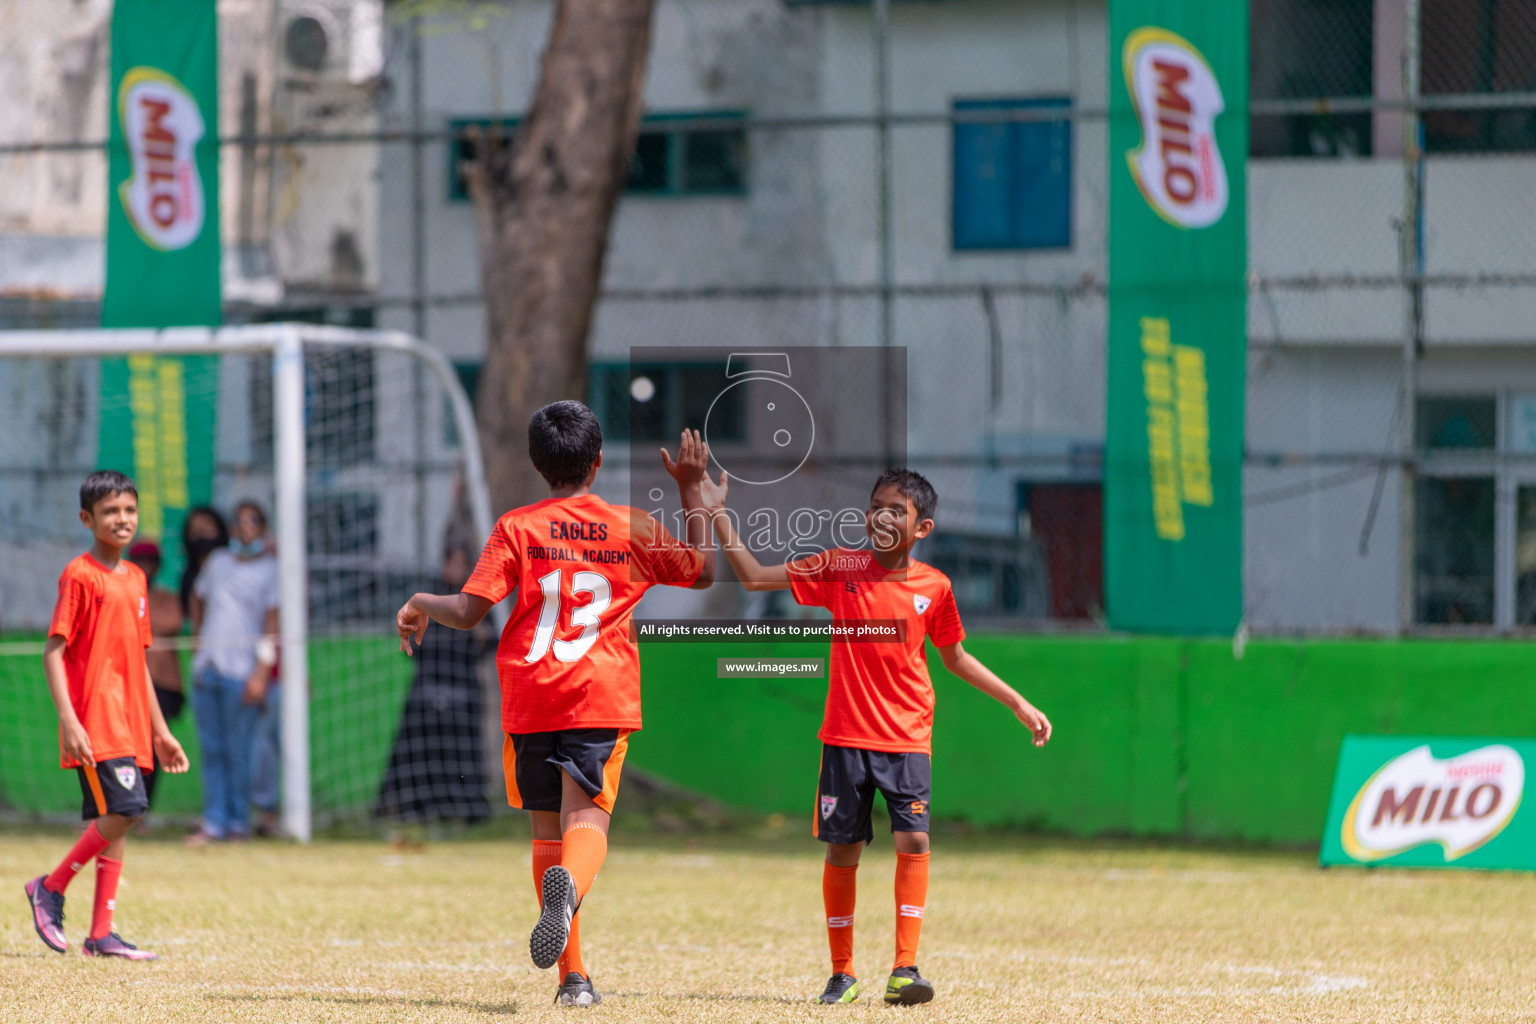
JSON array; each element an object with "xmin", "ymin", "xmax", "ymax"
[
  {"xmin": 204, "ymin": 991, "xmax": 516, "ymax": 1015},
  {"xmin": 608, "ymin": 991, "xmax": 805, "ymax": 1005}
]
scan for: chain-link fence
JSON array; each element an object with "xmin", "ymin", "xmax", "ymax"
[{"xmin": 4, "ymin": 0, "xmax": 1536, "ymax": 637}]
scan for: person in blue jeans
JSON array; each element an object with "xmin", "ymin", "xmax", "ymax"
[
  {"xmin": 188, "ymin": 502, "xmax": 278, "ymax": 845},
  {"xmin": 250, "ymin": 676, "xmax": 282, "ymax": 837}
]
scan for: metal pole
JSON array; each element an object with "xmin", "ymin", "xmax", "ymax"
[
  {"xmin": 874, "ymin": 0, "xmax": 895, "ymax": 467},
  {"xmin": 273, "ymin": 325, "xmax": 312, "ymax": 842},
  {"xmin": 409, "ymin": 16, "xmax": 428, "ymax": 572},
  {"xmin": 1399, "ymin": 0, "xmax": 1421, "ymax": 632}
]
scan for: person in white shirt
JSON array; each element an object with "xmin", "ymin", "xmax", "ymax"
[{"xmin": 187, "ymin": 501, "xmax": 278, "ymax": 844}]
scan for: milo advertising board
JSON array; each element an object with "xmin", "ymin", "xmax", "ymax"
[
  {"xmin": 1105, "ymin": 1, "xmax": 1247, "ymax": 635},
  {"xmin": 1321, "ymin": 736, "xmax": 1535, "ymax": 871},
  {"xmin": 101, "ymin": 0, "xmax": 221, "ymax": 587}
]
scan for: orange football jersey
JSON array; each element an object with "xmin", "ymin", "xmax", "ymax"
[
  {"xmin": 789, "ymin": 547, "xmax": 964, "ymax": 754},
  {"xmin": 463, "ymin": 493, "xmax": 703, "ymax": 733},
  {"xmin": 49, "ymin": 554, "xmax": 156, "ymax": 769}
]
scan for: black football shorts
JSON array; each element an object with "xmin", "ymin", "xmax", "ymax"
[
  {"xmin": 77, "ymin": 756, "xmax": 150, "ymax": 821},
  {"xmin": 503, "ymin": 729, "xmax": 631, "ymax": 814},
  {"xmin": 814, "ymin": 743, "xmax": 931, "ymax": 844}
]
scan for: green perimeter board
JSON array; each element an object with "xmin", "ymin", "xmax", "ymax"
[
  {"xmin": 0, "ymin": 637, "xmax": 411, "ymax": 821},
  {"xmin": 7, "ymin": 634, "xmax": 1536, "ymax": 845},
  {"xmin": 632, "ymin": 635, "xmax": 1536, "ymax": 844}
]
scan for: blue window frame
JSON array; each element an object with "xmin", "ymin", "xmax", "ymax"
[
  {"xmin": 952, "ymin": 97, "xmax": 1071, "ymax": 251},
  {"xmin": 448, "ymin": 111, "xmax": 747, "ymax": 203}
]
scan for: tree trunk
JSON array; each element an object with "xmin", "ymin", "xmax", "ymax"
[{"xmin": 464, "ymin": 0, "xmax": 656, "ymax": 514}]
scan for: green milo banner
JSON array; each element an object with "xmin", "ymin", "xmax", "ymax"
[
  {"xmin": 1321, "ymin": 736, "xmax": 1535, "ymax": 871},
  {"xmin": 1105, "ymin": 3, "xmax": 1247, "ymax": 634},
  {"xmin": 102, "ymin": 0, "xmax": 221, "ymax": 583}
]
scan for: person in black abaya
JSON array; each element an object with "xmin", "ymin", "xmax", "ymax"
[{"xmin": 375, "ymin": 546, "xmax": 493, "ymax": 826}]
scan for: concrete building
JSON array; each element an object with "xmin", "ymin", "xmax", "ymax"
[
  {"xmin": 379, "ymin": 0, "xmax": 1536, "ymax": 634},
  {"xmin": 1, "ymin": 0, "xmax": 1532, "ymax": 634}
]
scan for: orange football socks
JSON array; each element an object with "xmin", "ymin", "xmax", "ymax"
[
  {"xmin": 45, "ymin": 821, "xmax": 109, "ymax": 894},
  {"xmin": 823, "ymin": 862, "xmax": 858, "ymax": 976},
  {"xmin": 893, "ymin": 851, "xmax": 929, "ymax": 969},
  {"xmin": 532, "ymin": 839, "xmax": 585, "ymax": 977},
  {"xmin": 90, "ymin": 855, "xmax": 123, "ymax": 940},
  {"xmin": 561, "ymin": 822, "xmax": 608, "ymax": 899}
]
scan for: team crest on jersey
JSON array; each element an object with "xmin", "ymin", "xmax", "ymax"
[
  {"xmin": 820, "ymin": 795, "xmax": 838, "ymax": 819},
  {"xmin": 139, "ymin": 596, "xmax": 146, "ymax": 618},
  {"xmin": 913, "ymin": 594, "xmax": 931, "ymax": 614},
  {"xmin": 115, "ymin": 766, "xmax": 137, "ymax": 790}
]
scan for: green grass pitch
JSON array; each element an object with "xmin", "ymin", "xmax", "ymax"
[{"xmin": 4, "ymin": 828, "xmax": 1533, "ymax": 1022}]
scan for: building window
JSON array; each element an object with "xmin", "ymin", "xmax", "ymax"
[
  {"xmin": 1423, "ymin": 0, "xmax": 1536, "ymax": 152},
  {"xmin": 449, "ymin": 112, "xmax": 748, "ymax": 203},
  {"xmin": 1515, "ymin": 485, "xmax": 1536, "ymax": 624},
  {"xmin": 952, "ymin": 98, "xmax": 1071, "ymax": 251},
  {"xmin": 1417, "ymin": 396, "xmax": 1497, "ymax": 450},
  {"xmin": 1414, "ymin": 393, "xmax": 1497, "ymax": 626},
  {"xmin": 1415, "ymin": 477, "xmax": 1495, "ymax": 625},
  {"xmin": 924, "ymin": 531, "xmax": 1051, "ymax": 620},
  {"xmin": 443, "ymin": 361, "xmax": 480, "ymax": 447},
  {"xmin": 627, "ymin": 113, "xmax": 748, "ymax": 195},
  {"xmin": 588, "ymin": 361, "xmax": 745, "ymax": 444},
  {"xmin": 1249, "ymin": 0, "xmax": 1373, "ymax": 157},
  {"xmin": 1019, "ymin": 482, "xmax": 1103, "ymax": 621}
]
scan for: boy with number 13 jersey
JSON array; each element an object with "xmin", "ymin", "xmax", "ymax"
[
  {"xmin": 464, "ymin": 491, "xmax": 701, "ymax": 735},
  {"xmin": 396, "ymin": 401, "xmax": 713, "ymax": 1007}
]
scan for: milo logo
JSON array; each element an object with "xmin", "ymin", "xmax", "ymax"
[
  {"xmin": 1122, "ymin": 27, "xmax": 1229, "ymax": 229},
  {"xmin": 1342, "ymin": 744, "xmax": 1525, "ymax": 862},
  {"xmin": 116, "ymin": 67, "xmax": 206, "ymax": 251}
]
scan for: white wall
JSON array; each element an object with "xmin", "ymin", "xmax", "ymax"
[{"xmin": 376, "ymin": 0, "xmax": 1536, "ymax": 631}]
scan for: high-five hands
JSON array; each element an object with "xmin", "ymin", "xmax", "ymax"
[
  {"xmin": 660, "ymin": 429, "xmax": 710, "ymax": 491},
  {"xmin": 699, "ymin": 467, "xmax": 728, "ymax": 514}
]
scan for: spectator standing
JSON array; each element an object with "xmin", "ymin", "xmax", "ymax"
[
  {"xmin": 187, "ymin": 502, "xmax": 278, "ymax": 845},
  {"xmin": 125, "ymin": 541, "xmax": 185, "ymax": 809},
  {"xmin": 375, "ymin": 546, "xmax": 493, "ymax": 828},
  {"xmin": 250, "ymin": 581, "xmax": 283, "ymax": 839},
  {"xmin": 179, "ymin": 506, "xmax": 228, "ymax": 618}
]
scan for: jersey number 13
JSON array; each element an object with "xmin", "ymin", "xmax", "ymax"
[{"xmin": 525, "ymin": 569, "xmax": 613, "ymax": 663}]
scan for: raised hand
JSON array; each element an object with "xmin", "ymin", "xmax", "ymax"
[
  {"xmin": 661, "ymin": 429, "xmax": 709, "ymax": 491},
  {"xmin": 699, "ymin": 468, "xmax": 729, "ymax": 513}
]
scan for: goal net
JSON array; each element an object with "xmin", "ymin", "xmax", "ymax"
[{"xmin": 0, "ymin": 325, "xmax": 494, "ymax": 841}]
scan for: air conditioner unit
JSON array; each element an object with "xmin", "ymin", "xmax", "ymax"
[{"xmin": 281, "ymin": 0, "xmax": 383, "ymax": 85}]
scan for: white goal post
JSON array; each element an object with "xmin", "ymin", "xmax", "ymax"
[{"xmin": 0, "ymin": 324, "xmax": 493, "ymax": 842}]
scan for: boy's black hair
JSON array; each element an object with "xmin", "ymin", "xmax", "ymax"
[
  {"xmin": 80, "ymin": 470, "xmax": 138, "ymax": 512},
  {"xmin": 871, "ymin": 468, "xmax": 938, "ymax": 522},
  {"xmin": 528, "ymin": 401, "xmax": 603, "ymax": 489},
  {"xmin": 182, "ymin": 505, "xmax": 229, "ymax": 548}
]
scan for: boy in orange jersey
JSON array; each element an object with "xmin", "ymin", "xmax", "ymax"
[
  {"xmin": 396, "ymin": 401, "xmax": 714, "ymax": 1007},
  {"xmin": 24, "ymin": 471, "xmax": 190, "ymax": 959},
  {"xmin": 701, "ymin": 467, "xmax": 1051, "ymax": 1006}
]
